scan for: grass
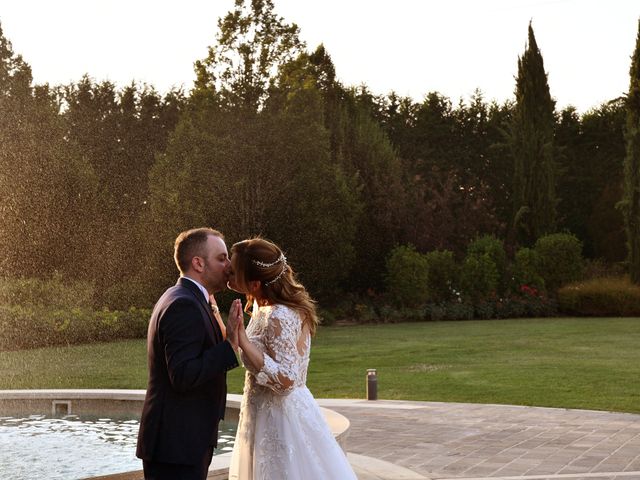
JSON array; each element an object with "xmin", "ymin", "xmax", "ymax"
[{"xmin": 1, "ymin": 317, "xmax": 639, "ymax": 413}]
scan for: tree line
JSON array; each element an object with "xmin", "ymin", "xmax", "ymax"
[{"xmin": 0, "ymin": 1, "xmax": 637, "ymax": 309}]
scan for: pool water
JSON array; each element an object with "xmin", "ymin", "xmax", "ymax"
[{"xmin": 0, "ymin": 414, "xmax": 236, "ymax": 480}]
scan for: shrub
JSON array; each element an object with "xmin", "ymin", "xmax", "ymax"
[
  {"xmin": 321, "ymin": 299, "xmax": 352, "ymax": 322},
  {"xmin": 444, "ymin": 301, "xmax": 475, "ymax": 320},
  {"xmin": 424, "ymin": 250, "xmax": 458, "ymax": 303},
  {"xmin": 0, "ymin": 305, "xmax": 150, "ymax": 351},
  {"xmin": 557, "ymin": 276, "xmax": 640, "ymax": 316},
  {"xmin": 511, "ymin": 247, "xmax": 545, "ymax": 292},
  {"xmin": 534, "ymin": 233, "xmax": 584, "ymax": 293},
  {"xmin": 378, "ymin": 305, "xmax": 404, "ymax": 322},
  {"xmin": 0, "ymin": 275, "xmax": 94, "ymax": 309},
  {"xmin": 525, "ymin": 292, "xmax": 557, "ymax": 317},
  {"xmin": 473, "ymin": 290, "xmax": 556, "ymax": 320},
  {"xmin": 385, "ymin": 245, "xmax": 429, "ymax": 307},
  {"xmin": 424, "ymin": 302, "xmax": 474, "ymax": 321},
  {"xmin": 459, "ymin": 253, "xmax": 498, "ymax": 302},
  {"xmin": 395, "ymin": 307, "xmax": 425, "ymax": 322},
  {"xmin": 495, "ymin": 295, "xmax": 529, "ymax": 318},
  {"xmin": 353, "ymin": 302, "xmax": 379, "ymax": 322},
  {"xmin": 424, "ymin": 303, "xmax": 447, "ymax": 321},
  {"xmin": 582, "ymin": 258, "xmax": 625, "ymax": 280},
  {"xmin": 100, "ymin": 277, "xmax": 159, "ymax": 310},
  {"xmin": 317, "ymin": 308, "xmax": 337, "ymax": 326},
  {"xmin": 467, "ymin": 235, "xmax": 508, "ymax": 292}
]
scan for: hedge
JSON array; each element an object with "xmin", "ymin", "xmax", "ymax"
[
  {"xmin": 557, "ymin": 277, "xmax": 640, "ymax": 316},
  {"xmin": 0, "ymin": 305, "xmax": 150, "ymax": 351}
]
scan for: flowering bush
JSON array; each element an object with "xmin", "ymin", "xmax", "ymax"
[
  {"xmin": 511, "ymin": 247, "xmax": 545, "ymax": 293},
  {"xmin": 519, "ymin": 284, "xmax": 539, "ymax": 296}
]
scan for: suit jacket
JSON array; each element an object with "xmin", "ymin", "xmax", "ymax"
[{"xmin": 136, "ymin": 277, "xmax": 239, "ymax": 465}]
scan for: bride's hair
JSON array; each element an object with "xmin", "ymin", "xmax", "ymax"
[{"xmin": 231, "ymin": 237, "xmax": 318, "ymax": 335}]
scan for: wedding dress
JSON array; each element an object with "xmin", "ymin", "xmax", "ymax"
[{"xmin": 228, "ymin": 302, "xmax": 357, "ymax": 480}]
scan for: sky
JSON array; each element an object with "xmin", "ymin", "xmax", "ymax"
[{"xmin": 0, "ymin": 0, "xmax": 639, "ymax": 114}]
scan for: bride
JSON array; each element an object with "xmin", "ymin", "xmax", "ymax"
[{"xmin": 227, "ymin": 237, "xmax": 357, "ymax": 480}]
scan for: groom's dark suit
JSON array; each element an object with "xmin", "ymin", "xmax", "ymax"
[{"xmin": 136, "ymin": 277, "xmax": 239, "ymax": 479}]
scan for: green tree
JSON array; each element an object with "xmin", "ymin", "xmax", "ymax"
[
  {"xmin": 555, "ymin": 107, "xmax": 585, "ymax": 245},
  {"xmin": 509, "ymin": 23, "xmax": 557, "ymax": 245},
  {"xmin": 621, "ymin": 19, "xmax": 640, "ymax": 283},
  {"xmin": 377, "ymin": 91, "xmax": 418, "ymax": 163},
  {"xmin": 374, "ymin": 90, "xmax": 511, "ymax": 245},
  {"xmin": 345, "ymin": 97, "xmax": 406, "ymax": 290},
  {"xmin": 410, "ymin": 92, "xmax": 458, "ymax": 177},
  {"xmin": 148, "ymin": 25, "xmax": 360, "ymax": 298},
  {"xmin": 555, "ymin": 101, "xmax": 626, "ymax": 261},
  {"xmin": 0, "ymin": 24, "xmax": 98, "ymax": 279},
  {"xmin": 279, "ymin": 46, "xmax": 407, "ymax": 291},
  {"xmin": 405, "ymin": 166, "xmax": 501, "ymax": 254},
  {"xmin": 483, "ymin": 100, "xmax": 515, "ymax": 226},
  {"xmin": 194, "ymin": 0, "xmax": 304, "ymax": 111},
  {"xmin": 582, "ymin": 100, "xmax": 626, "ymax": 261},
  {"xmin": 148, "ymin": 96, "xmax": 360, "ymax": 298},
  {"xmin": 61, "ymin": 77, "xmax": 184, "ymax": 305}
]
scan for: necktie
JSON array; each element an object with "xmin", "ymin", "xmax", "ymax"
[{"xmin": 210, "ymin": 304, "xmax": 227, "ymax": 340}]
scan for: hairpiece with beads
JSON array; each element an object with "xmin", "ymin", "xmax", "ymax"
[{"xmin": 252, "ymin": 254, "xmax": 287, "ymax": 286}]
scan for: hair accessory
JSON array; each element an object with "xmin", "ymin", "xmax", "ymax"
[
  {"xmin": 252, "ymin": 253, "xmax": 286, "ymax": 268},
  {"xmin": 252, "ymin": 253, "xmax": 287, "ymax": 286}
]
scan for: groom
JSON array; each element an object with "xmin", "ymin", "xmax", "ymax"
[{"xmin": 136, "ymin": 227, "xmax": 242, "ymax": 480}]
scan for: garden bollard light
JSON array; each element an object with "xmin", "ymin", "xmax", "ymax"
[{"xmin": 366, "ymin": 369, "xmax": 377, "ymax": 400}]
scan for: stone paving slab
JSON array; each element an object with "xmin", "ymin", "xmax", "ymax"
[
  {"xmin": 348, "ymin": 453, "xmax": 428, "ymax": 479},
  {"xmin": 317, "ymin": 399, "xmax": 640, "ymax": 480}
]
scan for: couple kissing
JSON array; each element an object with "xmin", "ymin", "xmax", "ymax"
[{"xmin": 135, "ymin": 227, "xmax": 356, "ymax": 480}]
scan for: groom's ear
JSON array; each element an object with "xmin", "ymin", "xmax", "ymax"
[{"xmin": 192, "ymin": 256, "xmax": 205, "ymax": 273}]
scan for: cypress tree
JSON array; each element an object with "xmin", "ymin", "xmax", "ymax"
[
  {"xmin": 509, "ymin": 22, "xmax": 557, "ymax": 246},
  {"xmin": 622, "ymin": 19, "xmax": 640, "ymax": 283}
]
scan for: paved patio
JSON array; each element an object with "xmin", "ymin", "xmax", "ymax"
[
  {"xmin": 2, "ymin": 390, "xmax": 639, "ymax": 479},
  {"xmin": 316, "ymin": 399, "xmax": 640, "ymax": 480}
]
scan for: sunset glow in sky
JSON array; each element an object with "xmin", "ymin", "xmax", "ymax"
[{"xmin": 1, "ymin": 0, "xmax": 639, "ymax": 113}]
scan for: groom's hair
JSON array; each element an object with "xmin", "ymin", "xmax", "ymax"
[{"xmin": 174, "ymin": 227, "xmax": 224, "ymax": 274}]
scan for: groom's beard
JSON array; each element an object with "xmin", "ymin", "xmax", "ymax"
[{"xmin": 202, "ymin": 264, "xmax": 229, "ymax": 294}]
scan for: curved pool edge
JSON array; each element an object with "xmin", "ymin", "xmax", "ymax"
[{"xmin": 0, "ymin": 389, "xmax": 352, "ymax": 480}]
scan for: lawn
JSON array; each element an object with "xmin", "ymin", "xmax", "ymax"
[{"xmin": 1, "ymin": 317, "xmax": 639, "ymax": 413}]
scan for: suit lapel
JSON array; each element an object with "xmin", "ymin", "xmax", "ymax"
[{"xmin": 177, "ymin": 278, "xmax": 222, "ymax": 343}]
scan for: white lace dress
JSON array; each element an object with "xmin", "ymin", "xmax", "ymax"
[{"xmin": 228, "ymin": 303, "xmax": 357, "ymax": 480}]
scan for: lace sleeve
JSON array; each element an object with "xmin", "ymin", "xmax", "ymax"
[{"xmin": 255, "ymin": 307, "xmax": 303, "ymax": 395}]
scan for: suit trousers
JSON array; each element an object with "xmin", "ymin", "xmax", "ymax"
[{"xmin": 142, "ymin": 446, "xmax": 214, "ymax": 480}]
